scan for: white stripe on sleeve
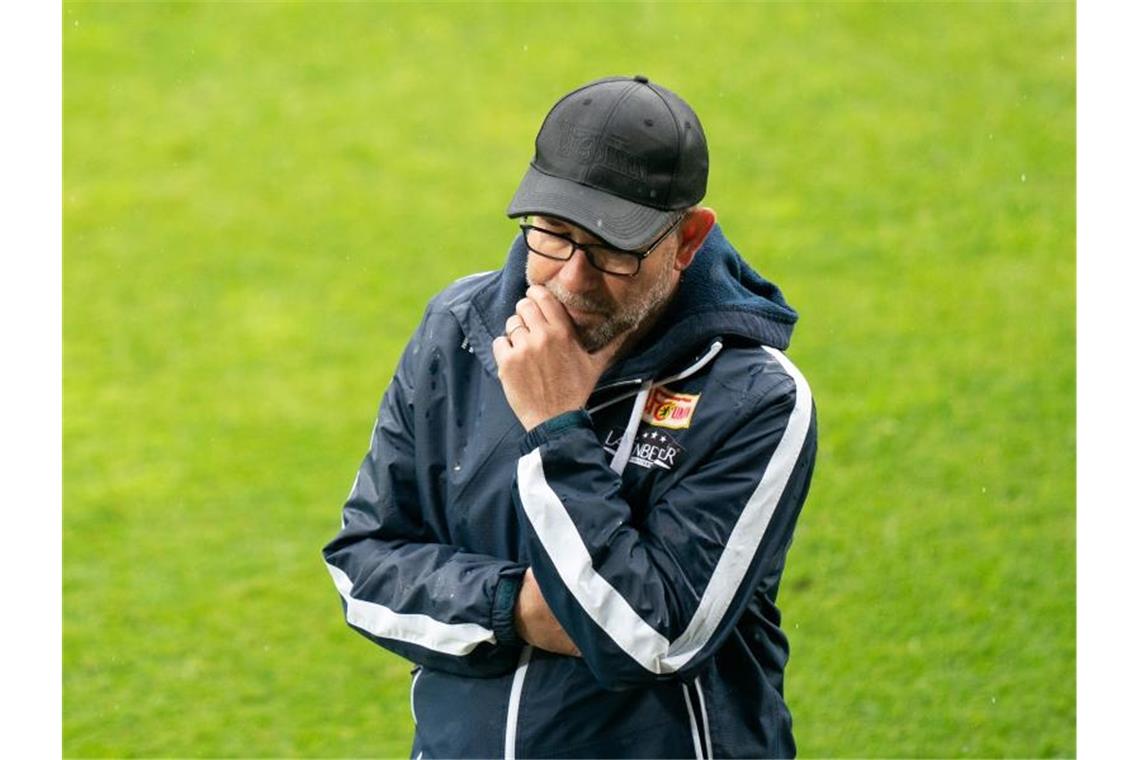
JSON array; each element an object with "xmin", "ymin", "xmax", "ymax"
[{"xmin": 325, "ymin": 562, "xmax": 496, "ymax": 656}]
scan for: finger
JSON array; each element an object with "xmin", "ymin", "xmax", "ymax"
[
  {"xmin": 504, "ymin": 314, "xmax": 525, "ymax": 335},
  {"xmin": 491, "ymin": 335, "xmax": 512, "ymax": 368},
  {"xmin": 526, "ymin": 285, "xmax": 574, "ymax": 330},
  {"xmin": 506, "ymin": 324, "xmax": 530, "ymax": 346},
  {"xmin": 515, "ymin": 296, "xmax": 548, "ymax": 328}
]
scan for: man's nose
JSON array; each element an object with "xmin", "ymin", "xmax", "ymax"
[{"xmin": 556, "ymin": 247, "xmax": 603, "ymax": 292}]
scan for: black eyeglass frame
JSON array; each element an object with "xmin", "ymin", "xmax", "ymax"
[{"xmin": 519, "ymin": 214, "xmax": 684, "ymax": 277}]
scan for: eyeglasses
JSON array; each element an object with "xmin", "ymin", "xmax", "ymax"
[{"xmin": 519, "ymin": 215, "xmax": 683, "ymax": 277}]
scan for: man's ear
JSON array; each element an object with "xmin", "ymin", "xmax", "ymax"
[{"xmin": 674, "ymin": 207, "xmax": 717, "ymax": 271}]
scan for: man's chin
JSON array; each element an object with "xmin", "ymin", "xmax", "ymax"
[
  {"xmin": 576, "ymin": 318, "xmax": 631, "ymax": 353},
  {"xmin": 580, "ymin": 334, "xmax": 613, "ymax": 353}
]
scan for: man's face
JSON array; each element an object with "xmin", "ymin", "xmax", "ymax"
[{"xmin": 525, "ymin": 215, "xmax": 682, "ymax": 352}]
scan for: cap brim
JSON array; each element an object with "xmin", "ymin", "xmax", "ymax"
[{"xmin": 506, "ymin": 166, "xmax": 675, "ymax": 250}]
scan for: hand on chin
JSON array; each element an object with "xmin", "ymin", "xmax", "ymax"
[{"xmin": 491, "ymin": 285, "xmax": 625, "ymax": 430}]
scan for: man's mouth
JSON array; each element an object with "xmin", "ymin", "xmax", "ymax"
[
  {"xmin": 565, "ymin": 304, "xmax": 604, "ymax": 321},
  {"xmin": 545, "ymin": 286, "xmax": 612, "ymax": 320}
]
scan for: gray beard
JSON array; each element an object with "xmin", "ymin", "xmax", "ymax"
[{"xmin": 528, "ymin": 265, "xmax": 676, "ymax": 353}]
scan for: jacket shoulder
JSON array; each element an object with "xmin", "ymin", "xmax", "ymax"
[
  {"xmin": 706, "ymin": 342, "xmax": 812, "ymax": 409},
  {"xmin": 425, "ymin": 270, "xmax": 500, "ymax": 316},
  {"xmin": 408, "ymin": 270, "xmax": 503, "ymax": 378}
]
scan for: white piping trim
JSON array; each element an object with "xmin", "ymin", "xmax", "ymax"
[
  {"xmin": 682, "ymin": 684, "xmax": 706, "ymax": 760},
  {"xmin": 517, "ymin": 345, "xmax": 812, "ymax": 674},
  {"xmin": 410, "ymin": 668, "xmax": 422, "ymax": 725},
  {"xmin": 325, "ymin": 562, "xmax": 496, "ymax": 656},
  {"xmin": 453, "ymin": 269, "xmax": 496, "ymax": 284},
  {"xmin": 695, "ymin": 676, "xmax": 713, "ymax": 759},
  {"xmin": 347, "ymin": 471, "xmax": 362, "ymax": 502},
  {"xmin": 504, "ymin": 645, "xmax": 532, "ymax": 760},
  {"xmin": 342, "ymin": 414, "xmax": 381, "ymax": 528}
]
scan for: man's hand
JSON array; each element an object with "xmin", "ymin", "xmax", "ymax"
[
  {"xmin": 491, "ymin": 285, "xmax": 623, "ymax": 431},
  {"xmin": 514, "ymin": 568, "xmax": 580, "ymax": 657}
]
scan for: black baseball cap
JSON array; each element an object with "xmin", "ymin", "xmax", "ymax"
[{"xmin": 507, "ymin": 75, "xmax": 709, "ymax": 250}]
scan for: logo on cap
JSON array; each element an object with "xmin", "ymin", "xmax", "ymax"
[{"xmin": 557, "ymin": 121, "xmax": 648, "ymax": 182}]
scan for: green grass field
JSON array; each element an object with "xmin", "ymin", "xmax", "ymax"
[{"xmin": 64, "ymin": 2, "xmax": 1074, "ymax": 756}]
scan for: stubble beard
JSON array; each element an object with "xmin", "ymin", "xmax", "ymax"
[{"xmin": 527, "ymin": 259, "xmax": 677, "ymax": 353}]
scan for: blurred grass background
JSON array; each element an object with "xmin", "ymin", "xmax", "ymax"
[{"xmin": 63, "ymin": 2, "xmax": 1074, "ymax": 757}]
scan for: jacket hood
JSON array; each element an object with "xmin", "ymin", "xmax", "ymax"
[{"xmin": 456, "ymin": 223, "xmax": 799, "ymax": 383}]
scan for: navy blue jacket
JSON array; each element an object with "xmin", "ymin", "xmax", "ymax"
[{"xmin": 323, "ymin": 225, "xmax": 818, "ymax": 758}]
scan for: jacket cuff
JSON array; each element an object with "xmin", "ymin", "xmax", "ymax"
[
  {"xmin": 519, "ymin": 409, "xmax": 593, "ymax": 453},
  {"xmin": 491, "ymin": 570, "xmax": 524, "ymax": 647}
]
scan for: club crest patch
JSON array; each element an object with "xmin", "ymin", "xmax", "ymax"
[
  {"xmin": 602, "ymin": 427, "xmax": 687, "ymax": 471},
  {"xmin": 641, "ymin": 387, "xmax": 701, "ymax": 429}
]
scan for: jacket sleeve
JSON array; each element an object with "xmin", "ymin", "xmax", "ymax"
[
  {"xmin": 322, "ymin": 311, "xmax": 528, "ymax": 678},
  {"xmin": 513, "ymin": 347, "xmax": 817, "ymax": 690}
]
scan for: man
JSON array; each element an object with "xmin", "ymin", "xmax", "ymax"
[{"xmin": 323, "ymin": 75, "xmax": 817, "ymax": 759}]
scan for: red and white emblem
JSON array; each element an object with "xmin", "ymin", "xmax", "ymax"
[{"xmin": 641, "ymin": 387, "xmax": 701, "ymax": 430}]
